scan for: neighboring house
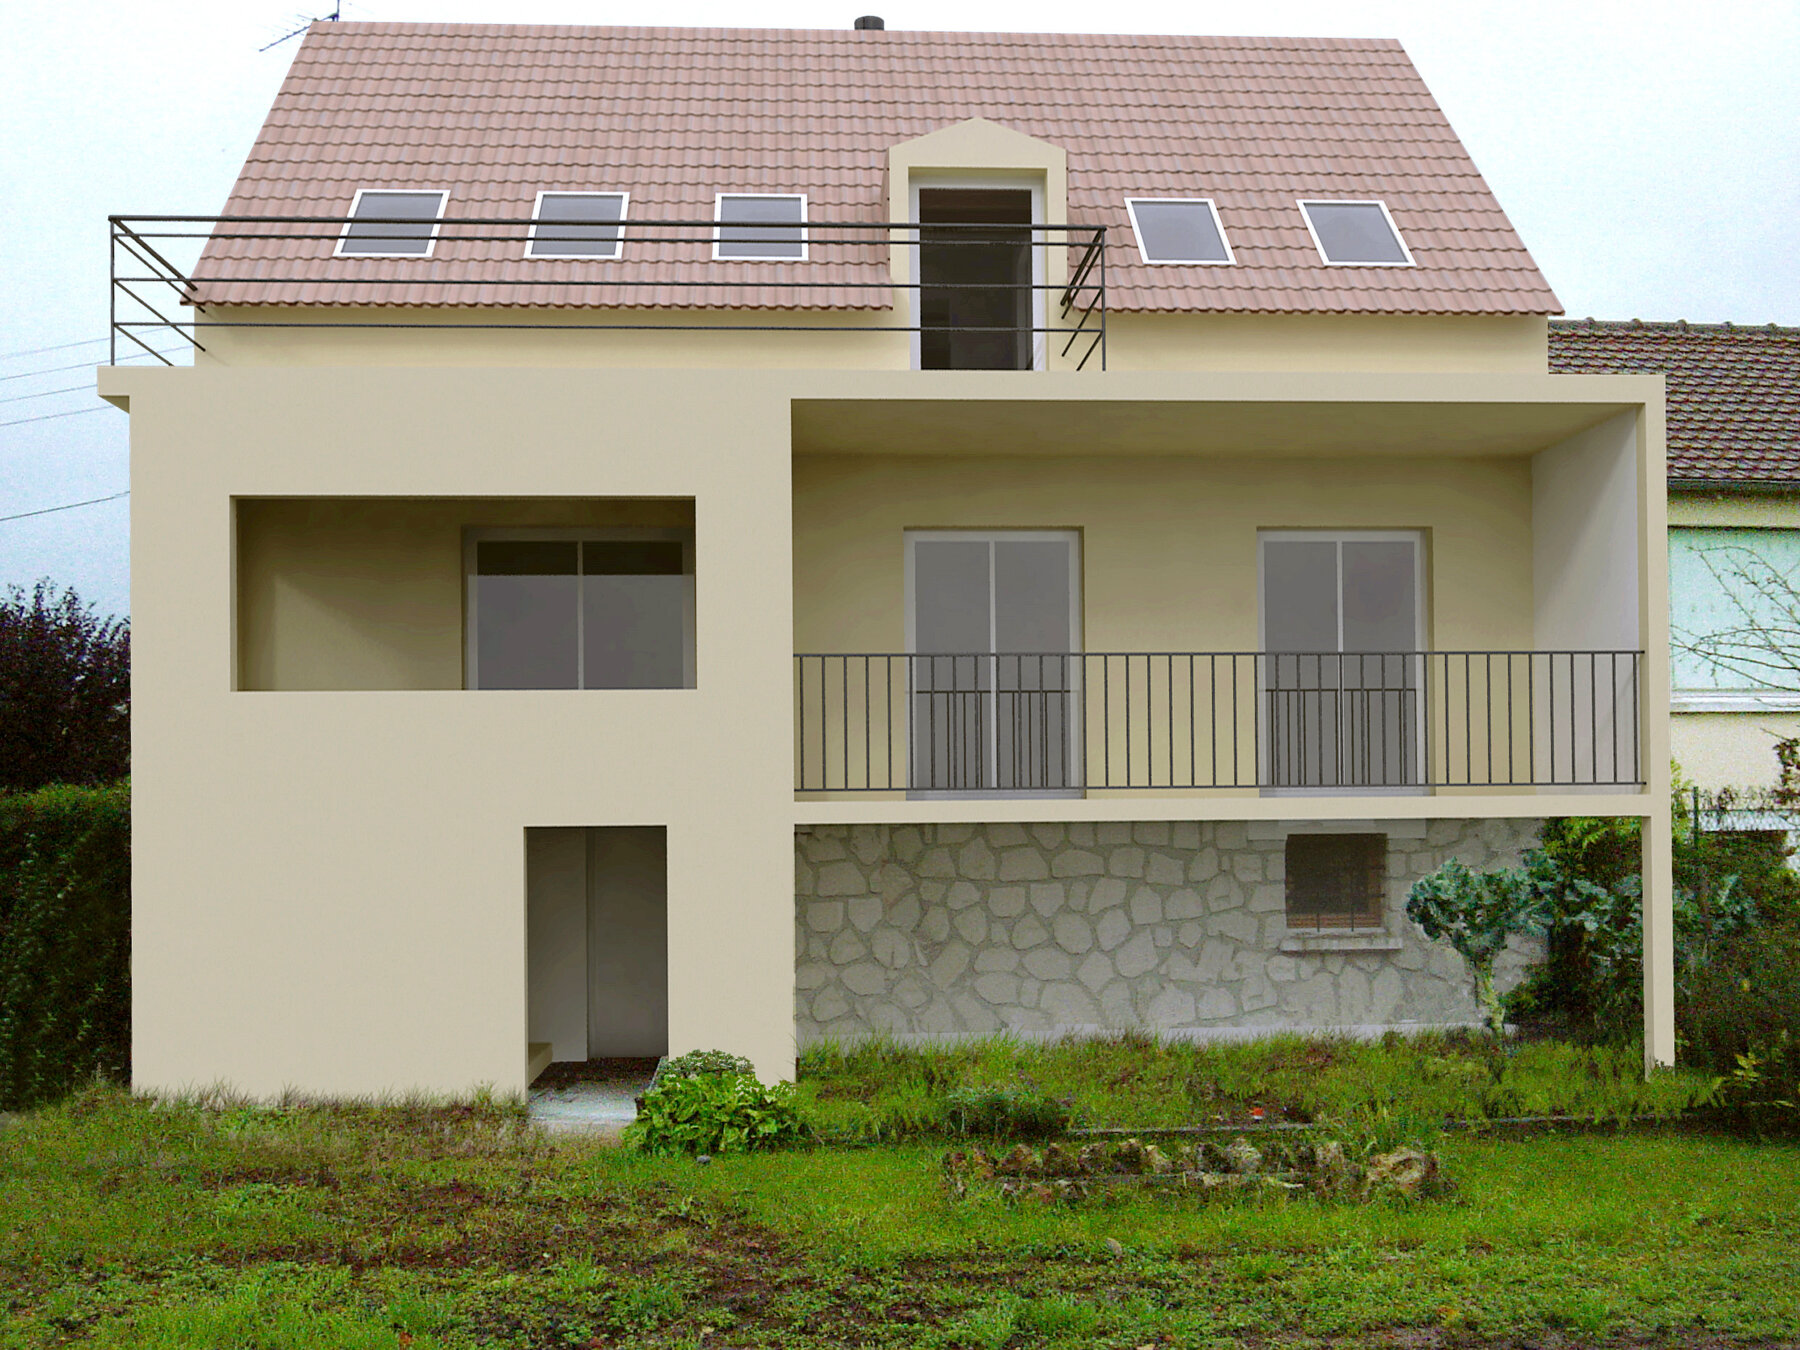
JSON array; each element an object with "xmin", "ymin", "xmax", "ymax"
[
  {"xmin": 100, "ymin": 21, "xmax": 1675, "ymax": 1097},
  {"xmin": 1551, "ymin": 320, "xmax": 1800, "ymax": 790}
]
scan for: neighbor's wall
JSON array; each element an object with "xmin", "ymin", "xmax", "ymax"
[
  {"xmin": 237, "ymin": 496, "xmax": 692, "ymax": 691},
  {"xmin": 795, "ymin": 819, "xmax": 1544, "ymax": 1044},
  {"xmin": 793, "ymin": 452, "xmax": 1537, "ymax": 655}
]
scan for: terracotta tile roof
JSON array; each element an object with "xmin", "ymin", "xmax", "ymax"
[
  {"xmin": 199, "ymin": 22, "xmax": 1560, "ymax": 315},
  {"xmin": 1550, "ymin": 320, "xmax": 1800, "ymax": 487}
]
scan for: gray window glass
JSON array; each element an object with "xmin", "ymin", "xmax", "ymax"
[
  {"xmin": 1129, "ymin": 200, "xmax": 1230, "ymax": 263},
  {"xmin": 529, "ymin": 193, "xmax": 626, "ymax": 258},
  {"xmin": 476, "ymin": 540, "xmax": 580, "ymax": 689},
  {"xmin": 583, "ymin": 576, "xmax": 689, "ymax": 688},
  {"xmin": 1261, "ymin": 540, "xmax": 1340, "ymax": 653},
  {"xmin": 340, "ymin": 191, "xmax": 444, "ymax": 256},
  {"xmin": 716, "ymin": 195, "xmax": 805, "ymax": 259},
  {"xmin": 1302, "ymin": 202, "xmax": 1409, "ymax": 264},
  {"xmin": 1340, "ymin": 542, "xmax": 1416, "ymax": 652},
  {"xmin": 912, "ymin": 541, "xmax": 992, "ymax": 654}
]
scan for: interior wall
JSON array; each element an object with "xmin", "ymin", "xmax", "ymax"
[
  {"xmin": 588, "ymin": 826, "xmax": 670, "ymax": 1057},
  {"xmin": 236, "ymin": 496, "xmax": 694, "ymax": 691},
  {"xmin": 526, "ymin": 828, "xmax": 589, "ymax": 1062}
]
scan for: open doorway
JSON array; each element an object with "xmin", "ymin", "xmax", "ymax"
[
  {"xmin": 526, "ymin": 826, "xmax": 667, "ymax": 1083},
  {"xmin": 915, "ymin": 187, "xmax": 1038, "ymax": 371}
]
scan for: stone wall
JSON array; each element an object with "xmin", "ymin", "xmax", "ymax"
[{"xmin": 794, "ymin": 818, "xmax": 1544, "ymax": 1045}]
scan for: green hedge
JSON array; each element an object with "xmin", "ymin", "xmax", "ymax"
[{"xmin": 0, "ymin": 782, "xmax": 130, "ymax": 1111}]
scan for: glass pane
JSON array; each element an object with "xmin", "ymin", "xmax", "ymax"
[
  {"xmin": 1304, "ymin": 202, "xmax": 1408, "ymax": 264},
  {"xmin": 583, "ymin": 540, "xmax": 684, "ymax": 576},
  {"xmin": 477, "ymin": 541, "xmax": 577, "ymax": 576},
  {"xmin": 1131, "ymin": 200, "xmax": 1229, "ymax": 262},
  {"xmin": 1262, "ymin": 540, "xmax": 1338, "ymax": 653},
  {"xmin": 583, "ymin": 576, "xmax": 688, "ymax": 688},
  {"xmin": 993, "ymin": 541, "xmax": 1071, "ymax": 653},
  {"xmin": 476, "ymin": 575, "xmax": 578, "ymax": 689},
  {"xmin": 1341, "ymin": 541, "xmax": 1416, "ymax": 652},
  {"xmin": 341, "ymin": 191, "xmax": 442, "ymax": 255},
  {"xmin": 716, "ymin": 196, "xmax": 805, "ymax": 259},
  {"xmin": 1669, "ymin": 527, "xmax": 1800, "ymax": 691},
  {"xmin": 529, "ymin": 193, "xmax": 625, "ymax": 258},
  {"xmin": 913, "ymin": 540, "xmax": 991, "ymax": 654}
]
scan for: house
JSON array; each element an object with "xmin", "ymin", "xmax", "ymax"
[
  {"xmin": 99, "ymin": 20, "xmax": 1675, "ymax": 1097},
  {"xmin": 1551, "ymin": 320, "xmax": 1800, "ymax": 791}
]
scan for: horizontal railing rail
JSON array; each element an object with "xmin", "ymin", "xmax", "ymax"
[
  {"xmin": 107, "ymin": 215, "xmax": 1107, "ymax": 370},
  {"xmin": 793, "ymin": 650, "xmax": 1645, "ymax": 793}
]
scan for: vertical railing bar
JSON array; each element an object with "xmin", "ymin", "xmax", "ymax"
[
  {"xmin": 1631, "ymin": 652, "xmax": 1641, "ymax": 784},
  {"xmin": 797, "ymin": 656, "xmax": 807, "ymax": 791},
  {"xmin": 1590, "ymin": 651, "xmax": 1599, "ymax": 785},
  {"xmin": 1507, "ymin": 653, "xmax": 1516, "ymax": 785},
  {"xmin": 1103, "ymin": 654, "xmax": 1111, "ymax": 788}
]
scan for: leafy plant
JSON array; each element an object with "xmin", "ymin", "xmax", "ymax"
[
  {"xmin": 1405, "ymin": 857, "xmax": 1551, "ymax": 1036},
  {"xmin": 626, "ymin": 1073, "xmax": 808, "ymax": 1155},
  {"xmin": 941, "ymin": 1084, "xmax": 1072, "ymax": 1139},
  {"xmin": 653, "ymin": 1048, "xmax": 758, "ymax": 1085}
]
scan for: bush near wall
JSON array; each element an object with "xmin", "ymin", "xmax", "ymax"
[{"xmin": 0, "ymin": 782, "xmax": 129, "ymax": 1111}]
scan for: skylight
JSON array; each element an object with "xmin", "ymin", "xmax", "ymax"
[
  {"xmin": 527, "ymin": 192, "xmax": 628, "ymax": 259},
  {"xmin": 1125, "ymin": 198, "xmax": 1234, "ymax": 265},
  {"xmin": 714, "ymin": 194, "xmax": 807, "ymax": 260},
  {"xmin": 336, "ymin": 190, "xmax": 448, "ymax": 258},
  {"xmin": 1298, "ymin": 200, "xmax": 1413, "ymax": 266}
]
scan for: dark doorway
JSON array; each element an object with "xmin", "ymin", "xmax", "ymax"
[{"xmin": 917, "ymin": 188, "xmax": 1035, "ymax": 371}]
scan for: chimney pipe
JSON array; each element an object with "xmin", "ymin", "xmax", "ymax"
[{"xmin": 853, "ymin": 15, "xmax": 885, "ymax": 29}]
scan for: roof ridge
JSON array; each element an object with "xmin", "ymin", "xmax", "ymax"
[
  {"xmin": 1551, "ymin": 317, "xmax": 1798, "ymax": 335},
  {"xmin": 302, "ymin": 21, "xmax": 1406, "ymax": 48}
]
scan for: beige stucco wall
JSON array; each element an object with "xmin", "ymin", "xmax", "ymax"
[
  {"xmin": 1107, "ymin": 314, "xmax": 1549, "ymax": 374},
  {"xmin": 237, "ymin": 497, "xmax": 693, "ymax": 691},
  {"xmin": 106, "ymin": 361, "xmax": 1674, "ymax": 1096}
]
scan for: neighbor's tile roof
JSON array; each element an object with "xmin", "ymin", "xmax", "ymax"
[
  {"xmin": 1550, "ymin": 320, "xmax": 1800, "ymax": 487},
  {"xmin": 197, "ymin": 22, "xmax": 1560, "ymax": 315}
]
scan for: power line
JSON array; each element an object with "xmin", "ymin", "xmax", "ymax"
[
  {"xmin": 0, "ymin": 337, "xmax": 109, "ymax": 361},
  {"xmin": 0, "ymin": 346, "xmax": 189, "ymax": 384},
  {"xmin": 0, "ymin": 491, "xmax": 129, "ymax": 525},
  {"xmin": 0, "ymin": 383, "xmax": 91, "ymax": 407},
  {"xmin": 0, "ymin": 407, "xmax": 117, "ymax": 430}
]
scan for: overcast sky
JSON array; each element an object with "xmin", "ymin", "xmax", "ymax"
[{"xmin": 3, "ymin": 0, "xmax": 1796, "ymax": 622}]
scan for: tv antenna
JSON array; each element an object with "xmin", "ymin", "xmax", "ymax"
[{"xmin": 260, "ymin": 2, "xmax": 342, "ymax": 52}]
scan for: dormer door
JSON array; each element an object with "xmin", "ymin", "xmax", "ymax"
[
  {"xmin": 906, "ymin": 531, "xmax": 1082, "ymax": 795},
  {"xmin": 912, "ymin": 185, "xmax": 1044, "ymax": 371}
]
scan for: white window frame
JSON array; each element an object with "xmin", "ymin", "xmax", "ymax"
[
  {"xmin": 907, "ymin": 176, "xmax": 1048, "ymax": 372},
  {"xmin": 334, "ymin": 188, "xmax": 450, "ymax": 259},
  {"xmin": 1296, "ymin": 198, "xmax": 1416, "ymax": 268},
  {"xmin": 526, "ymin": 190, "xmax": 630, "ymax": 261},
  {"xmin": 903, "ymin": 528, "xmax": 1084, "ymax": 799},
  {"xmin": 1123, "ymin": 197, "xmax": 1236, "ymax": 266},
  {"xmin": 463, "ymin": 526, "xmax": 696, "ymax": 691},
  {"xmin": 1256, "ymin": 529, "xmax": 1428, "ymax": 796},
  {"xmin": 712, "ymin": 192, "xmax": 808, "ymax": 262}
]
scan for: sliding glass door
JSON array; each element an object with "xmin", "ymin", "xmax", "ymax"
[
  {"xmin": 1260, "ymin": 531, "xmax": 1423, "ymax": 790},
  {"xmin": 906, "ymin": 531, "xmax": 1081, "ymax": 794}
]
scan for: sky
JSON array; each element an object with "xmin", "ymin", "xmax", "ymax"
[{"xmin": 2, "ymin": 0, "xmax": 1796, "ymax": 623}]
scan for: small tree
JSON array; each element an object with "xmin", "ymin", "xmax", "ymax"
[
  {"xmin": 0, "ymin": 581, "xmax": 129, "ymax": 791},
  {"xmin": 1406, "ymin": 858, "xmax": 1551, "ymax": 1037}
]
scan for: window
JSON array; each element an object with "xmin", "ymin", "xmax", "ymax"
[
  {"xmin": 906, "ymin": 530, "xmax": 1081, "ymax": 794},
  {"xmin": 1124, "ymin": 198, "xmax": 1234, "ymax": 264},
  {"xmin": 465, "ymin": 531, "xmax": 694, "ymax": 690},
  {"xmin": 1285, "ymin": 833, "xmax": 1386, "ymax": 930},
  {"xmin": 713, "ymin": 194, "xmax": 807, "ymax": 260},
  {"xmin": 527, "ymin": 191, "xmax": 628, "ymax": 259},
  {"xmin": 1260, "ymin": 531, "xmax": 1424, "ymax": 790},
  {"xmin": 1669, "ymin": 527, "xmax": 1800, "ymax": 697},
  {"xmin": 1298, "ymin": 200, "xmax": 1413, "ymax": 266},
  {"xmin": 336, "ymin": 189, "xmax": 449, "ymax": 257}
]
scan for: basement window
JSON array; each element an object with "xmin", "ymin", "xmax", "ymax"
[
  {"xmin": 1124, "ymin": 198, "xmax": 1234, "ymax": 264},
  {"xmin": 527, "ymin": 192, "xmax": 628, "ymax": 259},
  {"xmin": 336, "ymin": 189, "xmax": 449, "ymax": 258},
  {"xmin": 1285, "ymin": 833, "xmax": 1386, "ymax": 930},
  {"xmin": 1298, "ymin": 200, "xmax": 1414, "ymax": 266},
  {"xmin": 714, "ymin": 194, "xmax": 807, "ymax": 260}
]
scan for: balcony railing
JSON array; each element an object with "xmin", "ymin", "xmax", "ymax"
[
  {"xmin": 107, "ymin": 215, "xmax": 1107, "ymax": 370},
  {"xmin": 794, "ymin": 651, "xmax": 1645, "ymax": 793}
]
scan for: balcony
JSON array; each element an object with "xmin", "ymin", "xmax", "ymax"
[
  {"xmin": 106, "ymin": 214, "xmax": 1107, "ymax": 370},
  {"xmin": 794, "ymin": 650, "xmax": 1645, "ymax": 794}
]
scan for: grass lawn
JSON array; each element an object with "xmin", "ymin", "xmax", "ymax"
[{"xmin": 2, "ymin": 1078, "xmax": 1797, "ymax": 1348}]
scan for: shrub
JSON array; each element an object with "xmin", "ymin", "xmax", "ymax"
[
  {"xmin": 1404, "ymin": 857, "xmax": 1551, "ymax": 1035},
  {"xmin": 652, "ymin": 1048, "xmax": 757, "ymax": 1086},
  {"xmin": 0, "ymin": 783, "xmax": 130, "ymax": 1111},
  {"xmin": 1679, "ymin": 924, "xmax": 1800, "ymax": 1128},
  {"xmin": 626, "ymin": 1073, "xmax": 808, "ymax": 1155},
  {"xmin": 941, "ymin": 1084, "xmax": 1072, "ymax": 1139}
]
